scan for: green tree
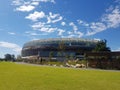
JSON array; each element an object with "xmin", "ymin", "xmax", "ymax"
[
  {"xmin": 58, "ymin": 40, "xmax": 67, "ymax": 63},
  {"xmin": 4, "ymin": 54, "xmax": 12, "ymax": 61},
  {"xmin": 11, "ymin": 54, "xmax": 15, "ymax": 62},
  {"xmin": 58, "ymin": 40, "xmax": 66, "ymax": 57},
  {"xmin": 49, "ymin": 51, "xmax": 54, "ymax": 61},
  {"xmin": 93, "ymin": 39, "xmax": 111, "ymax": 52}
]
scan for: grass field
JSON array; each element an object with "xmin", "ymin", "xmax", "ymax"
[{"xmin": 0, "ymin": 62, "xmax": 120, "ymax": 90}]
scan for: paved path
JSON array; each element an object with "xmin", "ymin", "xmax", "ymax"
[{"xmin": 15, "ymin": 62, "xmax": 120, "ymax": 72}]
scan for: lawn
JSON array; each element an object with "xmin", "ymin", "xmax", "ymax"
[{"xmin": 0, "ymin": 62, "xmax": 120, "ymax": 90}]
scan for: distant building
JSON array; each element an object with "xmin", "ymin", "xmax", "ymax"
[
  {"xmin": 22, "ymin": 38, "xmax": 99, "ymax": 60},
  {"xmin": 85, "ymin": 51, "xmax": 120, "ymax": 69}
]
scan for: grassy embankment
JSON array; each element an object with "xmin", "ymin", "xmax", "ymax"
[{"xmin": 0, "ymin": 62, "xmax": 120, "ymax": 90}]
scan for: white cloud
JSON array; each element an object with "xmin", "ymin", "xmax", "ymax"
[
  {"xmin": 69, "ymin": 22, "xmax": 78, "ymax": 31},
  {"xmin": 105, "ymin": 5, "xmax": 114, "ymax": 12},
  {"xmin": 25, "ymin": 11, "xmax": 46, "ymax": 21},
  {"xmin": 31, "ymin": 22, "xmax": 57, "ymax": 33},
  {"xmin": 40, "ymin": 27, "xmax": 57, "ymax": 32},
  {"xmin": 52, "ymin": 16, "xmax": 63, "ymax": 23},
  {"xmin": 90, "ymin": 22, "xmax": 106, "ymax": 31},
  {"xmin": 25, "ymin": 32, "xmax": 40, "ymax": 36},
  {"xmin": 102, "ymin": 6, "xmax": 120, "ymax": 28},
  {"xmin": 31, "ymin": 22, "xmax": 50, "ymax": 30},
  {"xmin": 12, "ymin": 0, "xmax": 23, "ymax": 6},
  {"xmin": 47, "ymin": 12, "xmax": 63, "ymax": 23},
  {"xmin": 0, "ymin": 41, "xmax": 22, "ymax": 52},
  {"xmin": 12, "ymin": 0, "xmax": 55, "ymax": 12},
  {"xmin": 25, "ymin": 31, "xmax": 48, "ymax": 38},
  {"xmin": 67, "ymin": 31, "xmax": 72, "ymax": 35},
  {"xmin": 57, "ymin": 29, "xmax": 65, "ymax": 36},
  {"xmin": 66, "ymin": 33, "xmax": 83, "ymax": 38},
  {"xmin": 12, "ymin": 0, "xmax": 38, "ymax": 12},
  {"xmin": 67, "ymin": 27, "xmax": 83, "ymax": 38},
  {"xmin": 86, "ymin": 22, "xmax": 107, "ymax": 36},
  {"xmin": 63, "ymin": 34, "xmax": 76, "ymax": 38},
  {"xmin": 16, "ymin": 5, "xmax": 35, "ymax": 12},
  {"xmin": 115, "ymin": 0, "xmax": 120, "ymax": 4},
  {"xmin": 31, "ymin": 22, "xmax": 46, "ymax": 29},
  {"xmin": 32, "ymin": 0, "xmax": 55, "ymax": 4},
  {"xmin": 26, "ymin": 11, "xmax": 63, "ymax": 23},
  {"xmin": 75, "ymin": 31, "xmax": 84, "ymax": 37},
  {"xmin": 8, "ymin": 32, "xmax": 16, "ymax": 35},
  {"xmin": 49, "ymin": 12, "xmax": 59, "ymax": 19},
  {"xmin": 94, "ymin": 38, "xmax": 101, "ymax": 41},
  {"xmin": 80, "ymin": 3, "xmax": 120, "ymax": 36},
  {"xmin": 77, "ymin": 20, "xmax": 89, "ymax": 27},
  {"xmin": 61, "ymin": 22, "xmax": 66, "ymax": 26},
  {"xmin": 31, "ymin": 1, "xmax": 39, "ymax": 6},
  {"xmin": 112, "ymin": 47, "xmax": 120, "ymax": 51},
  {"xmin": 12, "ymin": 0, "xmax": 120, "ymax": 38}
]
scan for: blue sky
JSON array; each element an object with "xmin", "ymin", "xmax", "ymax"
[{"xmin": 0, "ymin": 0, "xmax": 120, "ymax": 58}]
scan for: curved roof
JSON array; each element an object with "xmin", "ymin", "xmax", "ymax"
[{"xmin": 23, "ymin": 38, "xmax": 99, "ymax": 49}]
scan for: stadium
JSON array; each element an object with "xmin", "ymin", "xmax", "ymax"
[{"xmin": 22, "ymin": 38, "xmax": 99, "ymax": 60}]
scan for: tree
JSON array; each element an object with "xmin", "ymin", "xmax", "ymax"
[
  {"xmin": 4, "ymin": 54, "xmax": 15, "ymax": 61},
  {"xmin": 17, "ymin": 55, "xmax": 22, "ymax": 60},
  {"xmin": 92, "ymin": 40, "xmax": 111, "ymax": 68},
  {"xmin": 58, "ymin": 40, "xmax": 66, "ymax": 56},
  {"xmin": 58, "ymin": 41, "xmax": 65, "ymax": 51},
  {"xmin": 11, "ymin": 54, "xmax": 15, "ymax": 62},
  {"xmin": 58, "ymin": 40, "xmax": 66, "ymax": 63},
  {"xmin": 93, "ymin": 39, "xmax": 111, "ymax": 52},
  {"xmin": 49, "ymin": 51, "xmax": 54, "ymax": 61},
  {"xmin": 17, "ymin": 55, "xmax": 22, "ymax": 62},
  {"xmin": 4, "ymin": 54, "xmax": 12, "ymax": 61}
]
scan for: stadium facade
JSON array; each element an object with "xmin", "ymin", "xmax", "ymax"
[{"xmin": 22, "ymin": 38, "xmax": 99, "ymax": 60}]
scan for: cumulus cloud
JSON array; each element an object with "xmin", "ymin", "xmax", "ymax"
[
  {"xmin": 0, "ymin": 41, "xmax": 22, "ymax": 52},
  {"xmin": 77, "ymin": 1, "xmax": 120, "ymax": 36},
  {"xmin": 102, "ymin": 6, "xmax": 120, "ymax": 28},
  {"xmin": 31, "ymin": 1, "xmax": 39, "ymax": 6},
  {"xmin": 75, "ymin": 31, "xmax": 84, "ymax": 37},
  {"xmin": 68, "ymin": 31, "xmax": 83, "ymax": 38},
  {"xmin": 25, "ymin": 11, "xmax": 63, "ymax": 23},
  {"xmin": 77, "ymin": 20, "xmax": 89, "ymax": 27},
  {"xmin": 31, "ymin": 22, "xmax": 57, "ymax": 33},
  {"xmin": 86, "ymin": 22, "xmax": 107, "ymax": 36},
  {"xmin": 12, "ymin": 0, "xmax": 120, "ymax": 38},
  {"xmin": 25, "ymin": 11, "xmax": 46, "ymax": 21},
  {"xmin": 16, "ymin": 5, "xmax": 35, "ymax": 12},
  {"xmin": 66, "ymin": 26, "xmax": 83, "ymax": 38},
  {"xmin": 69, "ymin": 22, "xmax": 78, "ymax": 31},
  {"xmin": 12, "ymin": 0, "xmax": 38, "ymax": 12},
  {"xmin": 61, "ymin": 22, "xmax": 66, "ymax": 26},
  {"xmin": 40, "ymin": 27, "xmax": 57, "ymax": 33},
  {"xmin": 57, "ymin": 29, "xmax": 65, "ymax": 36},
  {"xmin": 31, "ymin": 22, "xmax": 46, "ymax": 29},
  {"xmin": 52, "ymin": 16, "xmax": 63, "ymax": 23},
  {"xmin": 12, "ymin": 0, "xmax": 55, "ymax": 12},
  {"xmin": 47, "ymin": 12, "xmax": 63, "ymax": 23}
]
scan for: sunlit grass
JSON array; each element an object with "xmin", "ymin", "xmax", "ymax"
[{"xmin": 0, "ymin": 62, "xmax": 120, "ymax": 90}]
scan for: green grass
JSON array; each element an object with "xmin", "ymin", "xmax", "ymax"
[{"xmin": 0, "ymin": 62, "xmax": 120, "ymax": 90}]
